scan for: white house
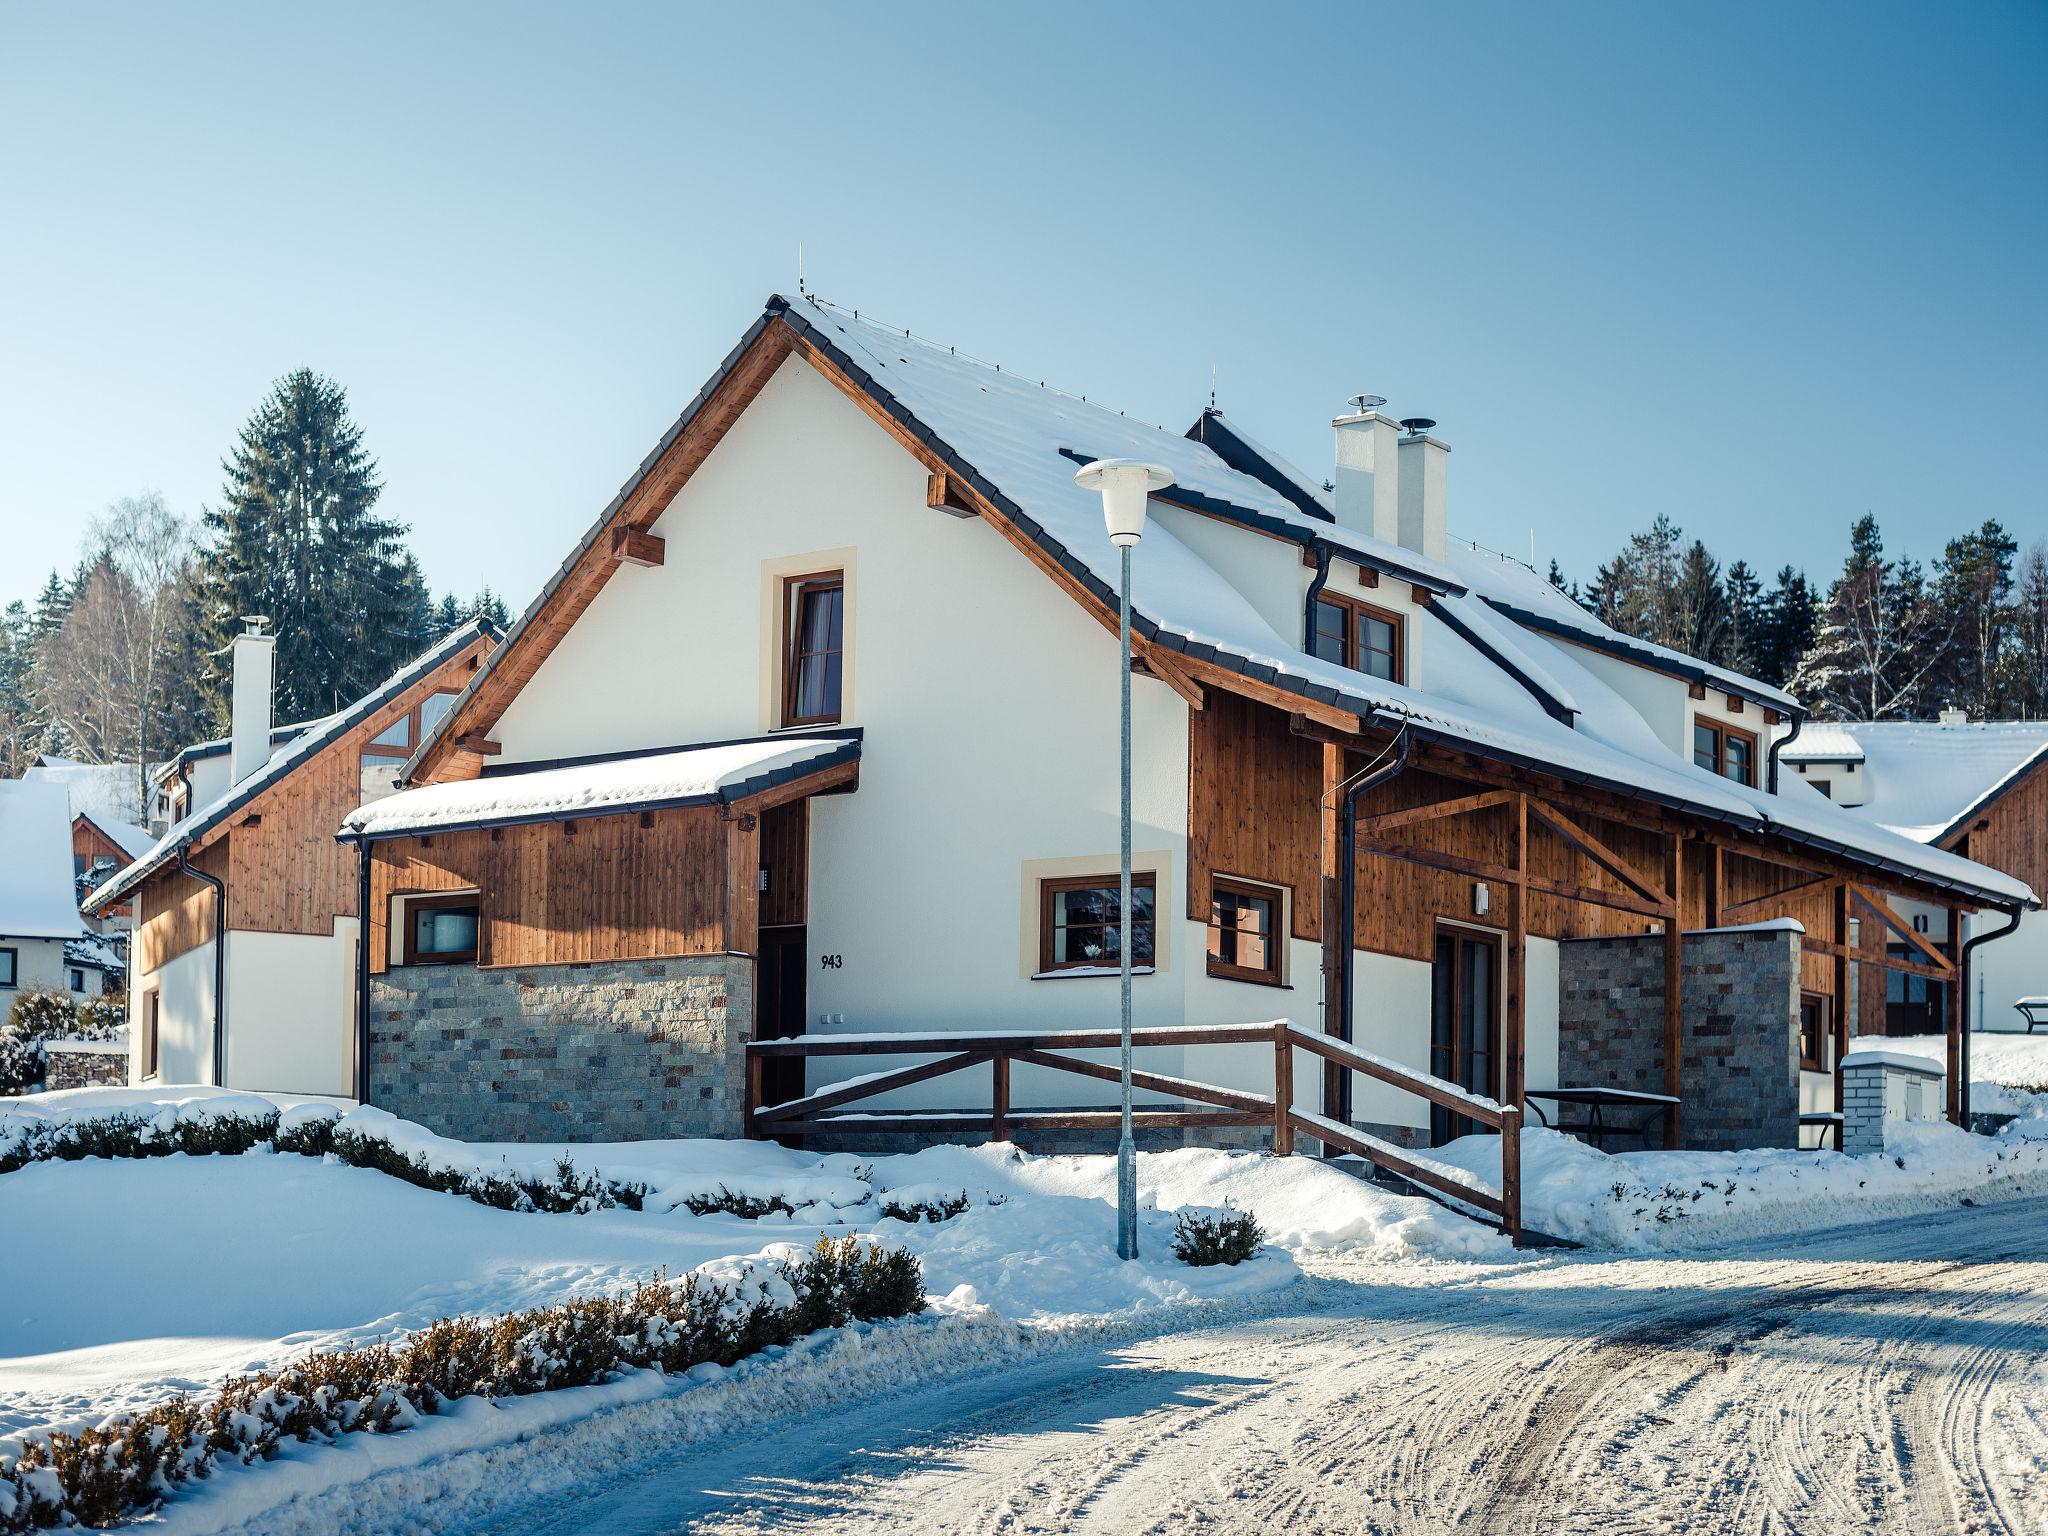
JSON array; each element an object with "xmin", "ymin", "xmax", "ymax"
[
  {"xmin": 0, "ymin": 778, "xmax": 90, "ymax": 1005},
  {"xmin": 328, "ymin": 292, "xmax": 2034, "ymax": 1165}
]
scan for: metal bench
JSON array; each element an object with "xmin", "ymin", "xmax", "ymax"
[
  {"xmin": 1524, "ymin": 1087, "xmax": 1678, "ymax": 1151},
  {"xmin": 2014, "ymin": 998, "xmax": 2048, "ymax": 1034},
  {"xmin": 1800, "ymin": 1111, "xmax": 1843, "ymax": 1149}
]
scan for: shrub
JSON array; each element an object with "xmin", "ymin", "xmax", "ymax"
[
  {"xmin": 681, "ymin": 1187, "xmax": 795, "ymax": 1219},
  {"xmin": 76, "ymin": 995, "xmax": 127, "ymax": 1037},
  {"xmin": 1170, "ymin": 1204, "xmax": 1265, "ymax": 1267},
  {"xmin": 879, "ymin": 1189, "xmax": 970, "ymax": 1224},
  {"xmin": 4, "ymin": 987, "xmax": 74, "ymax": 1039},
  {"xmin": 0, "ymin": 1030, "xmax": 42, "ymax": 1097},
  {"xmin": 0, "ymin": 1235, "xmax": 924, "ymax": 1532}
]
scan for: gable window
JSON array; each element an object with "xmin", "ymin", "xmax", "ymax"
[
  {"xmin": 1693, "ymin": 719, "xmax": 1758, "ymax": 787},
  {"xmin": 1039, "ymin": 873, "xmax": 1155, "ymax": 974},
  {"xmin": 401, "ymin": 892, "xmax": 481, "ymax": 966},
  {"xmin": 1207, "ymin": 877, "xmax": 1282, "ymax": 985},
  {"xmin": 1798, "ymin": 991, "xmax": 1828, "ymax": 1072},
  {"xmin": 0, "ymin": 948, "xmax": 15, "ymax": 988},
  {"xmin": 782, "ymin": 573, "xmax": 845, "ymax": 726},
  {"xmin": 1311, "ymin": 593, "xmax": 1402, "ymax": 683}
]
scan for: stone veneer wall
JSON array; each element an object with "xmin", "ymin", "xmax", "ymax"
[
  {"xmin": 367, "ymin": 956, "xmax": 752, "ymax": 1143},
  {"xmin": 43, "ymin": 1042, "xmax": 129, "ymax": 1091},
  {"xmin": 1557, "ymin": 924, "xmax": 1802, "ymax": 1152}
]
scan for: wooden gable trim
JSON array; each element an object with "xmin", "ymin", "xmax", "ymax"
[{"xmin": 611, "ymin": 527, "xmax": 665, "ymax": 567}]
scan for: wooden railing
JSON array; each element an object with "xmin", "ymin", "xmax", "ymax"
[{"xmin": 746, "ymin": 1018, "xmax": 1523, "ymax": 1242}]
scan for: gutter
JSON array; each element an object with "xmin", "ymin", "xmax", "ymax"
[
  {"xmin": 1767, "ymin": 710, "xmax": 1803, "ymax": 796},
  {"xmin": 1958, "ymin": 904, "xmax": 2026, "ymax": 1128},
  {"xmin": 350, "ymin": 835, "xmax": 371, "ymax": 1104},
  {"xmin": 1326, "ymin": 724, "xmax": 1415, "ymax": 1128},
  {"xmin": 178, "ymin": 845, "xmax": 227, "ymax": 1087},
  {"xmin": 1302, "ymin": 546, "xmax": 1332, "ymax": 655}
]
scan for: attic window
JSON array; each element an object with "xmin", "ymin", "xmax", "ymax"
[
  {"xmin": 782, "ymin": 572, "xmax": 845, "ymax": 727},
  {"xmin": 1312, "ymin": 594, "xmax": 1403, "ymax": 683},
  {"xmin": 1693, "ymin": 719, "xmax": 1758, "ymax": 787}
]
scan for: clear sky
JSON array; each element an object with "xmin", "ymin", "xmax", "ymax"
[{"xmin": 2, "ymin": 2, "xmax": 2042, "ymax": 614}]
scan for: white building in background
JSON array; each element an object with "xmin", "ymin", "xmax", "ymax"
[
  {"xmin": 1782, "ymin": 716, "xmax": 2048, "ymax": 1035},
  {"xmin": 0, "ymin": 778, "xmax": 89, "ymax": 1004}
]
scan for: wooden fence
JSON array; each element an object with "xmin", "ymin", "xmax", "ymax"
[{"xmin": 746, "ymin": 1019, "xmax": 1522, "ymax": 1242}]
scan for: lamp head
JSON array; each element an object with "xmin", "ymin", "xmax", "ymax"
[{"xmin": 1073, "ymin": 459, "xmax": 1173, "ymax": 548}]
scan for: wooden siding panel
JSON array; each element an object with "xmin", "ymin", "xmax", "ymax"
[
  {"xmin": 132, "ymin": 841, "xmax": 226, "ymax": 973},
  {"xmin": 1952, "ymin": 762, "xmax": 2048, "ymax": 899}
]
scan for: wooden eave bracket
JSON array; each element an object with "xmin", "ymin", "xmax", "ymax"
[
  {"xmin": 453, "ymin": 734, "xmax": 502, "ymax": 757},
  {"xmin": 926, "ymin": 470, "xmax": 978, "ymax": 519},
  {"xmin": 1527, "ymin": 798, "xmax": 1670, "ymax": 909},
  {"xmin": 1133, "ymin": 643, "xmax": 1205, "ymax": 710},
  {"xmin": 1357, "ymin": 789, "xmax": 1513, "ymax": 837},
  {"xmin": 1849, "ymin": 883, "xmax": 1956, "ymax": 972},
  {"xmin": 611, "ymin": 526, "xmax": 665, "ymax": 567}
]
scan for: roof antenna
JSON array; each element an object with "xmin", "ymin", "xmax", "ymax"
[{"xmin": 1210, "ymin": 363, "xmax": 1217, "ymax": 412}]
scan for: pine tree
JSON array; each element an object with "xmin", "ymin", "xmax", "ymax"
[
  {"xmin": 432, "ymin": 593, "xmax": 463, "ymax": 632},
  {"xmin": 0, "ymin": 599, "xmax": 35, "ymax": 776},
  {"xmin": 1930, "ymin": 519, "xmax": 2018, "ymax": 719},
  {"xmin": 1756, "ymin": 566, "xmax": 1819, "ymax": 687},
  {"xmin": 1672, "ymin": 540, "xmax": 1731, "ymax": 664},
  {"xmin": 192, "ymin": 370, "xmax": 420, "ymax": 723},
  {"xmin": 2013, "ymin": 543, "xmax": 2048, "ymax": 718},
  {"xmin": 1590, "ymin": 514, "xmax": 1686, "ymax": 648},
  {"xmin": 1724, "ymin": 560, "xmax": 1765, "ymax": 676},
  {"xmin": 30, "ymin": 570, "xmax": 71, "ymax": 646},
  {"xmin": 1789, "ymin": 515, "xmax": 1950, "ymax": 719}
]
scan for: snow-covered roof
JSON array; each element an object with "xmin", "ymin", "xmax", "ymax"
[
  {"xmin": 80, "ymin": 814, "xmax": 157, "ymax": 862},
  {"xmin": 340, "ymin": 734, "xmax": 859, "ymax": 839},
  {"xmin": 64, "ymin": 933, "xmax": 125, "ymax": 973},
  {"xmin": 84, "ymin": 620, "xmax": 500, "ymax": 913},
  {"xmin": 24, "ymin": 758, "xmax": 152, "ymax": 829},
  {"xmin": 0, "ymin": 780, "xmax": 87, "ymax": 940},
  {"xmin": 1777, "ymin": 723, "xmax": 1865, "ymax": 764},
  {"xmin": 149, "ymin": 722, "xmax": 321, "ymax": 790},
  {"xmin": 1785, "ymin": 720, "xmax": 2048, "ymax": 845}
]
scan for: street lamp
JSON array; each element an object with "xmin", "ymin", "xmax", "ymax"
[{"xmin": 1073, "ymin": 457, "xmax": 1174, "ymax": 1262}]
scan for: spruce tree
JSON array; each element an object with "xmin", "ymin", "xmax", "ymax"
[
  {"xmin": 1724, "ymin": 560, "xmax": 1765, "ymax": 676},
  {"xmin": 0, "ymin": 599, "xmax": 34, "ymax": 776},
  {"xmin": 1931, "ymin": 519, "xmax": 2017, "ymax": 719},
  {"xmin": 193, "ymin": 370, "xmax": 420, "ymax": 723},
  {"xmin": 1789, "ymin": 516, "xmax": 1949, "ymax": 719},
  {"xmin": 1590, "ymin": 515, "xmax": 1686, "ymax": 648},
  {"xmin": 1672, "ymin": 540, "xmax": 1731, "ymax": 664}
]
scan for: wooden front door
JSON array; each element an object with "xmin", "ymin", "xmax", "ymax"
[
  {"xmin": 1430, "ymin": 928, "xmax": 1500, "ymax": 1146},
  {"xmin": 756, "ymin": 925, "xmax": 808, "ymax": 1107}
]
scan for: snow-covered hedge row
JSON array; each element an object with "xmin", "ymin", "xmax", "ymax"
[
  {"xmin": 0, "ymin": 1102, "xmax": 647, "ymax": 1216},
  {"xmin": 0, "ymin": 1235, "xmax": 924, "ymax": 1532}
]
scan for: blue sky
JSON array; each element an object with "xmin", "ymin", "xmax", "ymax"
[{"xmin": 2, "ymin": 2, "xmax": 2042, "ymax": 614}]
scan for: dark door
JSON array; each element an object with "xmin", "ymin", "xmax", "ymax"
[
  {"xmin": 756, "ymin": 926, "xmax": 808, "ymax": 1106},
  {"xmin": 1430, "ymin": 928, "xmax": 1500, "ymax": 1146}
]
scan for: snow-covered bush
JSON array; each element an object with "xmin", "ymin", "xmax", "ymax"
[
  {"xmin": 1170, "ymin": 1204, "xmax": 1265, "ymax": 1266},
  {"xmin": 879, "ymin": 1186, "xmax": 971, "ymax": 1223},
  {"xmin": 681, "ymin": 1186, "xmax": 797, "ymax": 1219},
  {"xmin": 0, "ymin": 990, "xmax": 131, "ymax": 1094},
  {"xmin": 0, "ymin": 1235, "xmax": 925, "ymax": 1531},
  {"xmin": 75, "ymin": 993, "xmax": 127, "ymax": 1037}
]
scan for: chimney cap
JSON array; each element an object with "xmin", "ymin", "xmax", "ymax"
[
  {"xmin": 1346, "ymin": 393, "xmax": 1387, "ymax": 413},
  {"xmin": 1399, "ymin": 417, "xmax": 1438, "ymax": 436},
  {"xmin": 238, "ymin": 615, "xmax": 272, "ymax": 637}
]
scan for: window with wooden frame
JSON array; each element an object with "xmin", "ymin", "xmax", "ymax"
[
  {"xmin": 0, "ymin": 947, "xmax": 15, "ymax": 988},
  {"xmin": 142, "ymin": 990, "xmax": 160, "ymax": 1079},
  {"xmin": 1038, "ymin": 873, "xmax": 1156, "ymax": 974},
  {"xmin": 1798, "ymin": 991, "xmax": 1828, "ymax": 1072},
  {"xmin": 781, "ymin": 572, "xmax": 845, "ymax": 726},
  {"xmin": 1310, "ymin": 592, "xmax": 1403, "ymax": 682},
  {"xmin": 399, "ymin": 891, "xmax": 481, "ymax": 966},
  {"xmin": 1692, "ymin": 718, "xmax": 1759, "ymax": 786},
  {"xmin": 362, "ymin": 691, "xmax": 464, "ymax": 802},
  {"xmin": 1206, "ymin": 877, "xmax": 1282, "ymax": 985}
]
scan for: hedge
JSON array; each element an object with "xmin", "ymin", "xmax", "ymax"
[{"xmin": 0, "ymin": 1235, "xmax": 924, "ymax": 1531}]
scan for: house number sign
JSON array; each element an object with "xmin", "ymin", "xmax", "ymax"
[{"xmin": 819, "ymin": 954, "xmax": 843, "ymax": 969}]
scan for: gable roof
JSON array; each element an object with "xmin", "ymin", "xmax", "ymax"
[
  {"xmin": 407, "ymin": 294, "xmax": 2031, "ymax": 912},
  {"xmin": 0, "ymin": 779, "xmax": 86, "ymax": 940},
  {"xmin": 1783, "ymin": 720, "xmax": 2048, "ymax": 846},
  {"xmin": 75, "ymin": 811, "xmax": 157, "ymax": 863},
  {"xmin": 83, "ymin": 620, "xmax": 499, "ymax": 914},
  {"xmin": 24, "ymin": 758, "xmax": 152, "ymax": 829}
]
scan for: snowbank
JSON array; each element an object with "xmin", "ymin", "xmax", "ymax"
[
  {"xmin": 1432, "ymin": 1120, "xmax": 2048, "ymax": 1249},
  {"xmin": 1848, "ymin": 1031, "xmax": 2048, "ymax": 1113}
]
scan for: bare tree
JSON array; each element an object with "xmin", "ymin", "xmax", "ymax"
[{"xmin": 2015, "ymin": 543, "xmax": 2048, "ymax": 718}]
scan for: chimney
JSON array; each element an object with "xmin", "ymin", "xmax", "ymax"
[
  {"xmin": 1396, "ymin": 419, "xmax": 1449, "ymax": 563},
  {"xmin": 230, "ymin": 617, "xmax": 275, "ymax": 787},
  {"xmin": 1937, "ymin": 707, "xmax": 1968, "ymax": 727},
  {"xmin": 1331, "ymin": 396, "xmax": 1402, "ymax": 544}
]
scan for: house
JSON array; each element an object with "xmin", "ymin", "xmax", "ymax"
[
  {"xmin": 0, "ymin": 778, "xmax": 89, "ymax": 1006},
  {"xmin": 83, "ymin": 619, "xmax": 500, "ymax": 1094},
  {"xmin": 1781, "ymin": 715, "xmax": 2048, "ymax": 1037},
  {"xmin": 23, "ymin": 757, "xmax": 157, "ymax": 939},
  {"xmin": 334, "ymin": 293, "xmax": 2034, "ymax": 1158}
]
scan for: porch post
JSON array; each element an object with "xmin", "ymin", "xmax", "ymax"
[
  {"xmin": 1833, "ymin": 882, "xmax": 1851, "ymax": 1116},
  {"xmin": 1319, "ymin": 740, "xmax": 1345, "ymax": 1127},
  {"xmin": 1663, "ymin": 833, "xmax": 1683, "ymax": 1150},
  {"xmin": 1504, "ymin": 794, "xmax": 1527, "ymax": 1119},
  {"xmin": 1945, "ymin": 904, "xmax": 1965, "ymax": 1126}
]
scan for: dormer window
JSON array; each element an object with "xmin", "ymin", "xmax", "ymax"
[
  {"xmin": 1694, "ymin": 719, "xmax": 1758, "ymax": 787},
  {"xmin": 1312, "ymin": 593, "xmax": 1403, "ymax": 683}
]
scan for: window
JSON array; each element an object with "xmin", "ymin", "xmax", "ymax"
[
  {"xmin": 1311, "ymin": 594, "xmax": 1403, "ymax": 682},
  {"xmin": 1207, "ymin": 878, "xmax": 1281, "ymax": 985},
  {"xmin": 1692, "ymin": 719, "xmax": 1759, "ymax": 786},
  {"xmin": 0, "ymin": 947, "xmax": 15, "ymax": 988},
  {"xmin": 1799, "ymin": 992, "xmax": 1828, "ymax": 1071},
  {"xmin": 1039, "ymin": 873, "xmax": 1156, "ymax": 973},
  {"xmin": 782, "ymin": 572, "xmax": 845, "ymax": 726},
  {"xmin": 419, "ymin": 691, "xmax": 459, "ymax": 738},
  {"xmin": 142, "ymin": 991, "xmax": 160, "ymax": 1079},
  {"xmin": 401, "ymin": 892, "xmax": 481, "ymax": 966},
  {"xmin": 1809, "ymin": 778, "xmax": 1832, "ymax": 800},
  {"xmin": 68, "ymin": 968, "xmax": 85, "ymax": 993}
]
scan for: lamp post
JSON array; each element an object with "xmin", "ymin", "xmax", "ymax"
[{"xmin": 1073, "ymin": 458, "xmax": 1174, "ymax": 1262}]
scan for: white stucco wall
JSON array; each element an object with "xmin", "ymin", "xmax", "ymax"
[
  {"xmin": 222, "ymin": 928, "xmax": 355, "ymax": 1095},
  {"xmin": 1965, "ymin": 907, "xmax": 2046, "ymax": 1033},
  {"xmin": 132, "ymin": 943, "xmax": 217, "ymax": 1085},
  {"xmin": 2, "ymin": 937, "xmax": 69, "ymax": 999}
]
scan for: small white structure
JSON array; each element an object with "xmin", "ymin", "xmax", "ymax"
[
  {"xmin": 0, "ymin": 779, "xmax": 88, "ymax": 1004},
  {"xmin": 1839, "ymin": 1046, "xmax": 1946, "ymax": 1154}
]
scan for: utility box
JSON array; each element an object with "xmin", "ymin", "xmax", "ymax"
[{"xmin": 1839, "ymin": 1048, "xmax": 1945, "ymax": 1155}]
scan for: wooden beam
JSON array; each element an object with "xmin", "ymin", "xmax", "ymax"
[
  {"xmin": 1012, "ymin": 1050, "xmax": 1274, "ymax": 1115},
  {"xmin": 1504, "ymin": 794, "xmax": 1528, "ymax": 1121},
  {"xmin": 1848, "ymin": 885, "xmax": 1954, "ymax": 974},
  {"xmin": 1180, "ymin": 653, "xmax": 1361, "ymax": 734},
  {"xmin": 1946, "ymin": 905, "xmax": 1965, "ymax": 1126},
  {"xmin": 1355, "ymin": 790, "xmax": 1512, "ymax": 837},
  {"xmin": 1663, "ymin": 834, "xmax": 1684, "ymax": 1149},
  {"xmin": 1833, "ymin": 882, "xmax": 1851, "ymax": 1116},
  {"xmin": 610, "ymin": 526, "xmax": 665, "ymax": 567},
  {"xmin": 452, "ymin": 733, "xmax": 501, "ymax": 757},
  {"xmin": 1351, "ymin": 828, "xmax": 1672, "ymax": 920},
  {"xmin": 1529, "ymin": 799, "xmax": 1669, "ymax": 907},
  {"xmin": 1801, "ymin": 936, "xmax": 1952, "ymax": 983},
  {"xmin": 1720, "ymin": 872, "xmax": 1833, "ymax": 921},
  {"xmin": 1132, "ymin": 643, "xmax": 1206, "ymax": 711},
  {"xmin": 753, "ymin": 1051, "xmax": 989, "ymax": 1124},
  {"xmin": 1320, "ymin": 740, "xmax": 1345, "ymax": 1124},
  {"xmin": 729, "ymin": 758, "xmax": 860, "ymax": 816},
  {"xmin": 1704, "ymin": 842, "xmax": 1724, "ymax": 929},
  {"xmin": 924, "ymin": 468, "xmax": 977, "ymax": 518}
]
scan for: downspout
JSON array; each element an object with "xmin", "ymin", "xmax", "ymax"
[
  {"xmin": 1767, "ymin": 709, "xmax": 1803, "ymax": 795},
  {"xmin": 352, "ymin": 835, "xmax": 372, "ymax": 1104},
  {"xmin": 1958, "ymin": 903, "xmax": 2025, "ymax": 1130},
  {"xmin": 1303, "ymin": 544, "xmax": 1333, "ymax": 651},
  {"xmin": 179, "ymin": 845, "xmax": 226, "ymax": 1086},
  {"xmin": 1331, "ymin": 725, "xmax": 1414, "ymax": 1127}
]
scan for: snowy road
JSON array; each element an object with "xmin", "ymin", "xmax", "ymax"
[{"xmin": 422, "ymin": 1195, "xmax": 2048, "ymax": 1536}]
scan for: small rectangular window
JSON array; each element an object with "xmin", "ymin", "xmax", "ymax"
[
  {"xmin": 1809, "ymin": 778, "xmax": 1832, "ymax": 800},
  {"xmin": 1693, "ymin": 719, "xmax": 1759, "ymax": 787},
  {"xmin": 1039, "ymin": 874, "xmax": 1155, "ymax": 973},
  {"xmin": 401, "ymin": 892, "xmax": 481, "ymax": 966},
  {"xmin": 0, "ymin": 948, "xmax": 15, "ymax": 988},
  {"xmin": 783, "ymin": 573, "xmax": 845, "ymax": 726},
  {"xmin": 68, "ymin": 968, "xmax": 85, "ymax": 992},
  {"xmin": 1207, "ymin": 877, "xmax": 1281, "ymax": 985},
  {"xmin": 1798, "ymin": 991, "xmax": 1828, "ymax": 1072},
  {"xmin": 1311, "ymin": 594, "xmax": 1403, "ymax": 684}
]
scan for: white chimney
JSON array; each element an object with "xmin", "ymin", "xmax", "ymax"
[
  {"xmin": 1396, "ymin": 423, "xmax": 1450, "ymax": 563},
  {"xmin": 230, "ymin": 617, "xmax": 276, "ymax": 787},
  {"xmin": 1332, "ymin": 402, "xmax": 1402, "ymax": 544},
  {"xmin": 1938, "ymin": 707, "xmax": 1968, "ymax": 727}
]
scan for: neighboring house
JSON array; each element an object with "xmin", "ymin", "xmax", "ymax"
[
  {"xmin": 66, "ymin": 809, "xmax": 156, "ymax": 941},
  {"xmin": 84, "ymin": 619, "xmax": 500, "ymax": 1094},
  {"xmin": 63, "ymin": 933, "xmax": 125, "ymax": 998},
  {"xmin": 0, "ymin": 779, "xmax": 89, "ymax": 1005},
  {"xmin": 1782, "ymin": 716, "xmax": 2048, "ymax": 1036},
  {"xmin": 335, "ymin": 293, "xmax": 2032, "ymax": 1156},
  {"xmin": 26, "ymin": 755, "xmax": 151, "ymax": 830},
  {"xmin": 149, "ymin": 722, "xmax": 319, "ymax": 831}
]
